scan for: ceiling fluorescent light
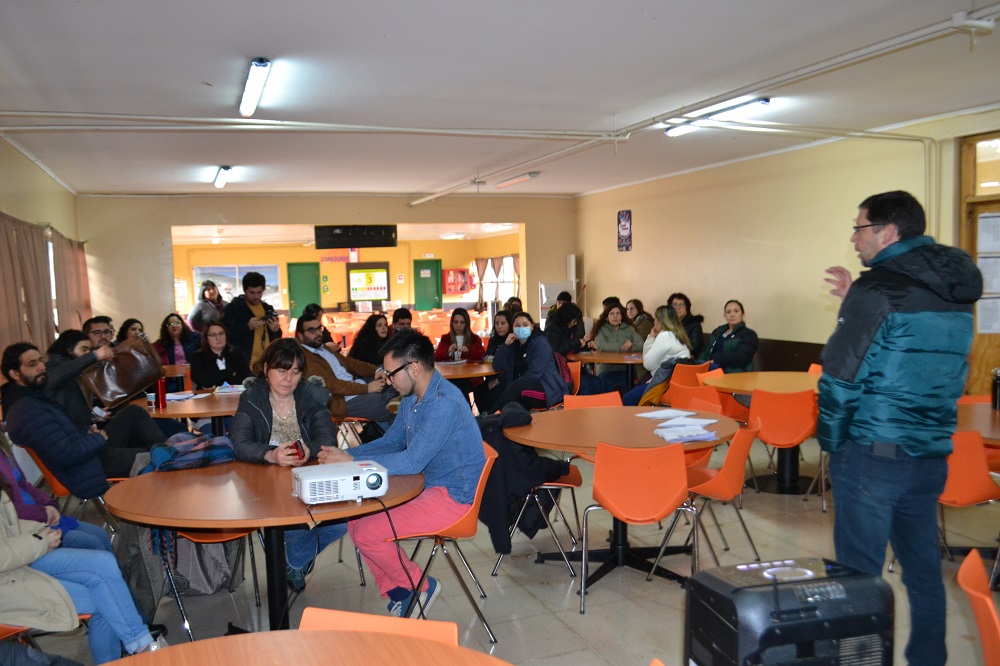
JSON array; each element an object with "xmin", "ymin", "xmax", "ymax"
[
  {"xmin": 495, "ymin": 171, "xmax": 540, "ymax": 189},
  {"xmin": 664, "ymin": 97, "xmax": 770, "ymax": 138},
  {"xmin": 440, "ymin": 232, "xmax": 466, "ymax": 240},
  {"xmin": 214, "ymin": 166, "xmax": 232, "ymax": 189},
  {"xmin": 239, "ymin": 58, "xmax": 272, "ymax": 118}
]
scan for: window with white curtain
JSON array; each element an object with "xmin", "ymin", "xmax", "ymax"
[{"xmin": 478, "ymin": 256, "xmax": 517, "ymax": 304}]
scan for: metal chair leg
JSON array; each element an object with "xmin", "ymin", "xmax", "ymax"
[
  {"xmin": 246, "ymin": 535, "xmax": 261, "ymax": 607},
  {"xmin": 441, "ymin": 543, "xmax": 497, "ymax": 643},
  {"xmin": 162, "ymin": 555, "xmax": 195, "ymax": 642}
]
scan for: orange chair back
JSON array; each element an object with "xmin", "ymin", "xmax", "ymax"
[
  {"xmin": 670, "ymin": 384, "xmax": 722, "ymax": 412},
  {"xmin": 748, "ymin": 389, "xmax": 816, "ymax": 449},
  {"xmin": 689, "ymin": 419, "xmax": 761, "ymax": 501},
  {"xmin": 939, "ymin": 431, "xmax": 1000, "ymax": 507},
  {"xmin": 650, "ymin": 660, "xmax": 666, "ymax": 666},
  {"xmin": 592, "ymin": 441, "xmax": 688, "ymax": 524},
  {"xmin": 807, "ymin": 363, "xmax": 823, "ymax": 375},
  {"xmin": 671, "ymin": 362, "xmax": 710, "ymax": 387},
  {"xmin": 957, "ymin": 549, "xmax": 1000, "ymax": 666},
  {"xmin": 696, "ymin": 368, "xmax": 724, "ymax": 386},
  {"xmin": 957, "ymin": 394, "xmax": 990, "ymax": 405},
  {"xmin": 399, "ymin": 442, "xmax": 498, "ymax": 541},
  {"xmin": 563, "ymin": 392, "xmax": 622, "ymax": 409},
  {"xmin": 178, "ymin": 530, "xmax": 255, "ymax": 544},
  {"xmin": 24, "ymin": 448, "xmax": 71, "ymax": 499},
  {"xmin": 0, "ymin": 624, "xmax": 29, "ymax": 641},
  {"xmin": 299, "ymin": 607, "xmax": 459, "ymax": 645},
  {"xmin": 568, "ymin": 361, "xmax": 582, "ymax": 396}
]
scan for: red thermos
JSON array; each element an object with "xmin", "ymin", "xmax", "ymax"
[{"xmin": 155, "ymin": 377, "xmax": 167, "ymax": 409}]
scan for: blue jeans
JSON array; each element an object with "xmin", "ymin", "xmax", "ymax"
[
  {"xmin": 829, "ymin": 441, "xmax": 948, "ymax": 666},
  {"xmin": 599, "ymin": 370, "xmax": 629, "ymax": 394},
  {"xmin": 622, "ymin": 380, "xmax": 649, "ymax": 405},
  {"xmin": 61, "ymin": 522, "xmax": 114, "ymax": 553},
  {"xmin": 284, "ymin": 522, "xmax": 348, "ymax": 570},
  {"xmin": 30, "ymin": 548, "xmax": 152, "ymax": 664}
]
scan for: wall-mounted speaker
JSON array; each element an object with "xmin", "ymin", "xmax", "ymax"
[{"xmin": 315, "ymin": 225, "xmax": 397, "ymax": 249}]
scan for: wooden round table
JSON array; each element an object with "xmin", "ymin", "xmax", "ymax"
[
  {"xmin": 701, "ymin": 371, "xmax": 819, "ymax": 395},
  {"xmin": 144, "ymin": 391, "xmax": 241, "ymax": 434},
  {"xmin": 107, "ymin": 629, "xmax": 510, "ymax": 665},
  {"xmin": 434, "ymin": 361, "xmax": 503, "ymax": 381},
  {"xmin": 702, "ymin": 371, "xmax": 818, "ymax": 494},
  {"xmin": 504, "ymin": 406, "xmax": 738, "ymax": 587},
  {"xmin": 104, "ymin": 463, "xmax": 424, "ymax": 630},
  {"xmin": 957, "ymin": 402, "xmax": 1000, "ymax": 447},
  {"xmin": 568, "ymin": 350, "xmax": 645, "ymax": 384}
]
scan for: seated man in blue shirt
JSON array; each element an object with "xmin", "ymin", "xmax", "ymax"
[{"xmin": 318, "ymin": 330, "xmax": 486, "ymax": 617}]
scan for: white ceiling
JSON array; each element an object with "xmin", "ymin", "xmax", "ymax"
[{"xmin": 2, "ymin": 1, "xmax": 999, "ymax": 202}]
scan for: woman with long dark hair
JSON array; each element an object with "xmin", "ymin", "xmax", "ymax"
[
  {"xmin": 187, "ymin": 280, "xmax": 226, "ymax": 333},
  {"xmin": 587, "ymin": 302, "xmax": 644, "ymax": 392},
  {"xmin": 348, "ymin": 314, "xmax": 390, "ymax": 366},
  {"xmin": 189, "ymin": 322, "xmax": 251, "ymax": 390},
  {"xmin": 433, "ymin": 308, "xmax": 485, "ymax": 362},
  {"xmin": 231, "ymin": 339, "xmax": 346, "ymax": 592},
  {"xmin": 114, "ymin": 319, "xmax": 145, "ymax": 344},
  {"xmin": 153, "ymin": 314, "xmax": 202, "ymax": 367},
  {"xmin": 490, "ymin": 312, "xmax": 566, "ymax": 411},
  {"xmin": 699, "ymin": 299, "xmax": 758, "ymax": 373}
]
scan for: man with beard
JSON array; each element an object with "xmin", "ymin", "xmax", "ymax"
[
  {"xmin": 1, "ymin": 343, "xmax": 147, "ymax": 497},
  {"xmin": 295, "ymin": 313, "xmax": 393, "ymax": 428}
]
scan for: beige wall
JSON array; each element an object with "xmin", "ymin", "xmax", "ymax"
[
  {"xmin": 0, "ymin": 140, "xmax": 77, "ymax": 238},
  {"xmin": 576, "ymin": 107, "xmax": 1000, "ymax": 343},
  {"xmin": 77, "ymin": 195, "xmax": 575, "ymax": 328}
]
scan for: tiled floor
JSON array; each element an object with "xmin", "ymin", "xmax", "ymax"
[{"xmin": 36, "ymin": 439, "xmax": 996, "ymax": 665}]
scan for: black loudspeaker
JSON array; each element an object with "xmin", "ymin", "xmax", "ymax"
[
  {"xmin": 315, "ymin": 225, "xmax": 397, "ymax": 249},
  {"xmin": 685, "ymin": 558, "xmax": 893, "ymax": 665}
]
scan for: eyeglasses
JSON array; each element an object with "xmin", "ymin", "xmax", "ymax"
[
  {"xmin": 168, "ymin": 321, "xmax": 183, "ymax": 328},
  {"xmin": 384, "ymin": 361, "xmax": 413, "ymax": 384},
  {"xmin": 206, "ymin": 332, "xmax": 226, "ymax": 338},
  {"xmin": 302, "ymin": 325, "xmax": 323, "ymax": 334},
  {"xmin": 852, "ymin": 223, "xmax": 883, "ymax": 234},
  {"xmin": 89, "ymin": 329, "xmax": 114, "ymax": 337}
]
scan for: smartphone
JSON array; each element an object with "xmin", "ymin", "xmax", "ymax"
[{"xmin": 290, "ymin": 440, "xmax": 305, "ymax": 460}]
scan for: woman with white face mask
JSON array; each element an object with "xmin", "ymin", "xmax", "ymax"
[{"xmin": 488, "ymin": 312, "xmax": 566, "ymax": 412}]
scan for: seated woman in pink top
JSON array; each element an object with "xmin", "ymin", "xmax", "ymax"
[{"xmin": 153, "ymin": 313, "xmax": 202, "ymax": 392}]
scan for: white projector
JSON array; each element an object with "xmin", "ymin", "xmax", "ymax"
[{"xmin": 292, "ymin": 460, "xmax": 389, "ymax": 505}]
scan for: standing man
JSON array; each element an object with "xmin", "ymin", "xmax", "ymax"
[
  {"xmin": 318, "ymin": 330, "xmax": 486, "ymax": 617},
  {"xmin": 819, "ymin": 190, "xmax": 982, "ymax": 666},
  {"xmin": 222, "ymin": 271, "xmax": 281, "ymax": 367}
]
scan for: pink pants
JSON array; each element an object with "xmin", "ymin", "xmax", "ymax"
[{"xmin": 348, "ymin": 486, "xmax": 470, "ymax": 596}]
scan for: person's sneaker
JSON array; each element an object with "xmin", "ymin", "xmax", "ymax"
[
  {"xmin": 138, "ymin": 635, "xmax": 169, "ymax": 653},
  {"xmin": 386, "ymin": 578, "xmax": 442, "ymax": 618},
  {"xmin": 286, "ymin": 559, "xmax": 314, "ymax": 593}
]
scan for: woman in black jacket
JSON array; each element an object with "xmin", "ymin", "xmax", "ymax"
[
  {"xmin": 668, "ymin": 292, "xmax": 705, "ymax": 358},
  {"xmin": 189, "ymin": 322, "xmax": 251, "ymax": 389},
  {"xmin": 698, "ymin": 299, "xmax": 758, "ymax": 373}
]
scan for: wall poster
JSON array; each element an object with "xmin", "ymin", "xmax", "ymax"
[{"xmin": 617, "ymin": 210, "xmax": 632, "ymax": 251}]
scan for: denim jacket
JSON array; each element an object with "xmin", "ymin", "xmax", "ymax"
[{"xmin": 347, "ymin": 371, "xmax": 485, "ymax": 504}]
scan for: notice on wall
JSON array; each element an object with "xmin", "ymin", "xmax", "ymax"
[
  {"xmin": 617, "ymin": 209, "xmax": 632, "ymax": 251},
  {"xmin": 397, "ymin": 273, "xmax": 405, "ymax": 284},
  {"xmin": 979, "ymin": 256, "xmax": 1000, "ymax": 295},
  {"xmin": 978, "ymin": 297, "xmax": 1000, "ymax": 334},
  {"xmin": 977, "ymin": 213, "xmax": 1000, "ymax": 253}
]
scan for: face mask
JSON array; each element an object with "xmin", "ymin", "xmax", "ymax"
[{"xmin": 513, "ymin": 326, "xmax": 531, "ymax": 342}]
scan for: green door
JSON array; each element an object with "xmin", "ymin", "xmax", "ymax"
[
  {"xmin": 287, "ymin": 262, "xmax": 321, "ymax": 318},
  {"xmin": 413, "ymin": 259, "xmax": 442, "ymax": 310}
]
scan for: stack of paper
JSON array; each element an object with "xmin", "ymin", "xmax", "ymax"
[{"xmin": 653, "ymin": 415, "xmax": 720, "ymax": 443}]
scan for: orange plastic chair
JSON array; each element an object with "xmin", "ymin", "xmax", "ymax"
[
  {"xmin": 563, "ymin": 392, "xmax": 622, "ymax": 410},
  {"xmin": 697, "ymin": 368, "xmax": 750, "ymax": 422},
  {"xmin": 0, "ymin": 614, "xmax": 92, "ymax": 650},
  {"xmin": 653, "ymin": 420, "xmax": 762, "ymax": 573},
  {"xmin": 299, "ymin": 607, "xmax": 459, "ymax": 645},
  {"xmin": 563, "ymin": 392, "xmax": 623, "ymax": 463},
  {"xmin": 24, "ymin": 447, "xmax": 73, "ymax": 510},
  {"xmin": 939, "ymin": 432, "xmax": 1000, "ymax": 566},
  {"xmin": 650, "ymin": 660, "xmax": 667, "ymax": 666},
  {"xmin": 957, "ymin": 549, "xmax": 1000, "ymax": 666},
  {"xmin": 580, "ymin": 442, "xmax": 694, "ymax": 613},
  {"xmin": 165, "ymin": 529, "xmax": 261, "ymax": 641},
  {"xmin": 958, "ymin": 394, "xmax": 990, "ymax": 404},
  {"xmin": 748, "ymin": 389, "xmax": 817, "ymax": 489},
  {"xmin": 492, "ymin": 464, "xmax": 584, "ymax": 577},
  {"xmin": 807, "ymin": 363, "xmax": 823, "ymax": 375},
  {"xmin": 669, "ymin": 384, "xmax": 723, "ymax": 412},
  {"xmin": 391, "ymin": 442, "xmax": 499, "ymax": 642},
  {"xmin": 568, "ymin": 361, "xmax": 582, "ymax": 396},
  {"xmin": 670, "ymin": 362, "xmax": 710, "ymax": 388}
]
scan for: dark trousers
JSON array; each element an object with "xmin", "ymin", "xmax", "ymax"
[
  {"xmin": 829, "ymin": 440, "xmax": 948, "ymax": 666},
  {"xmin": 492, "ymin": 378, "xmax": 546, "ymax": 411},
  {"xmin": 100, "ymin": 404, "xmax": 163, "ymax": 478}
]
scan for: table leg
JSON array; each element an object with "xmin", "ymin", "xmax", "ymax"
[
  {"xmin": 537, "ymin": 519, "xmax": 689, "ymax": 588},
  {"xmin": 751, "ymin": 445, "xmax": 815, "ymax": 494},
  {"xmin": 263, "ymin": 526, "xmax": 288, "ymax": 630},
  {"xmin": 211, "ymin": 415, "xmax": 226, "ymax": 436}
]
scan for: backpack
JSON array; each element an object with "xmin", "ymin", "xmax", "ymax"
[
  {"xmin": 552, "ymin": 352, "xmax": 573, "ymax": 393},
  {"xmin": 139, "ymin": 432, "xmax": 235, "ymax": 474}
]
